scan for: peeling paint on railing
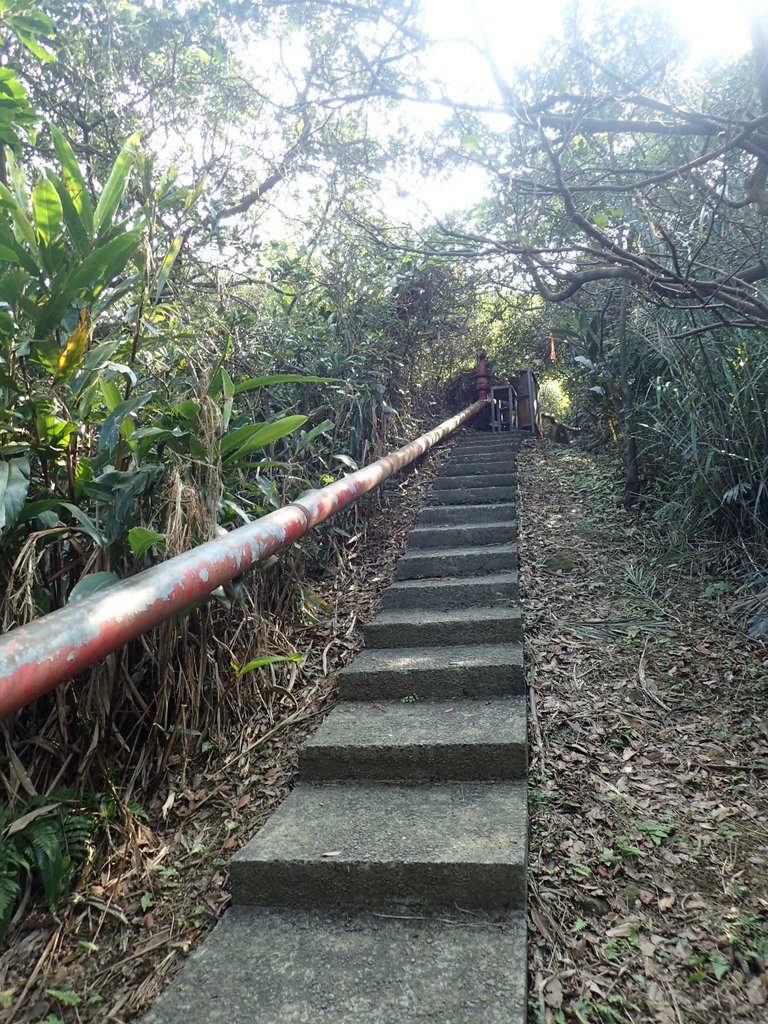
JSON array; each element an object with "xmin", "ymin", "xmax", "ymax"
[{"xmin": 0, "ymin": 401, "xmax": 487, "ymax": 718}]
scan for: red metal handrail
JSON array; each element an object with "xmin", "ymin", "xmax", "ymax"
[{"xmin": 0, "ymin": 401, "xmax": 487, "ymax": 718}]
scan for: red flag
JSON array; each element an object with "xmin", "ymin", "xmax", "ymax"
[{"xmin": 549, "ymin": 333, "xmax": 557, "ymax": 362}]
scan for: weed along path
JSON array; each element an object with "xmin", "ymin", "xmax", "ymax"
[{"xmin": 520, "ymin": 442, "xmax": 768, "ymax": 1023}]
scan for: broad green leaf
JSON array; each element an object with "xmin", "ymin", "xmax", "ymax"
[
  {"xmin": 709, "ymin": 952, "xmax": 729, "ymax": 981},
  {"xmin": 93, "ymin": 132, "xmax": 140, "ymax": 235},
  {"xmin": 0, "ymin": 180, "xmax": 36, "ymax": 249},
  {"xmin": 37, "ymin": 412, "xmax": 77, "ymax": 448},
  {"xmin": 235, "ymin": 653, "xmax": 304, "ymax": 677},
  {"xmin": 0, "ymin": 456, "xmax": 30, "ymax": 532},
  {"xmin": 34, "ymin": 228, "xmax": 142, "ymax": 338},
  {"xmin": 170, "ymin": 399, "xmax": 199, "ymax": 422},
  {"xmin": 220, "ymin": 367, "xmax": 235, "ymax": 430},
  {"xmin": 47, "ymin": 171, "xmax": 89, "ymax": 256},
  {"xmin": 233, "ymin": 373, "xmax": 336, "ymax": 394},
  {"xmin": 100, "ymin": 393, "xmax": 152, "ymax": 452},
  {"xmin": 228, "ymin": 415, "xmax": 308, "ymax": 461},
  {"xmin": 50, "ymin": 125, "xmax": 93, "ymax": 237},
  {"xmin": 67, "ymin": 571, "xmax": 119, "ymax": 604},
  {"xmin": 296, "ymin": 418, "xmax": 334, "ymax": 454},
  {"xmin": 61, "ymin": 502, "xmax": 105, "ymax": 548},
  {"xmin": 13, "ymin": 29, "xmax": 55, "ymax": 63},
  {"xmin": 127, "ymin": 526, "xmax": 166, "ymax": 558},
  {"xmin": 100, "ymin": 378, "xmax": 122, "ymax": 413},
  {"xmin": 219, "ymin": 420, "xmax": 266, "ymax": 458},
  {"xmin": 69, "ymin": 229, "xmax": 142, "ymax": 292},
  {"xmin": 153, "ymin": 234, "xmax": 183, "ymax": 301},
  {"xmin": 0, "ymin": 225, "xmax": 40, "ymax": 275}
]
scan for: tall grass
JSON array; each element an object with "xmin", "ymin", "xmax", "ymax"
[{"xmin": 635, "ymin": 320, "xmax": 768, "ymax": 539}]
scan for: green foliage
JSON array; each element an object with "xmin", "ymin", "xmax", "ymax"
[
  {"xmin": 234, "ymin": 653, "xmax": 304, "ymax": 678},
  {"xmin": 0, "ymin": 3, "xmax": 435, "ymax": 840},
  {"xmin": 0, "ymin": 793, "xmax": 95, "ymax": 942}
]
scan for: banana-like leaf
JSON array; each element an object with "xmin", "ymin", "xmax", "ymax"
[
  {"xmin": 50, "ymin": 126, "xmax": 93, "ymax": 237},
  {"xmin": 0, "ymin": 456, "xmax": 30, "ymax": 533},
  {"xmin": 31, "ymin": 179, "xmax": 62, "ymax": 245},
  {"xmin": 100, "ymin": 393, "xmax": 152, "ymax": 453},
  {"xmin": 93, "ymin": 132, "xmax": 140, "ymax": 235},
  {"xmin": 219, "ymin": 420, "xmax": 266, "ymax": 458},
  {"xmin": 34, "ymin": 228, "xmax": 142, "ymax": 338},
  {"xmin": 296, "ymin": 418, "xmax": 334, "ymax": 454},
  {"xmin": 67, "ymin": 571, "xmax": 119, "ymax": 604},
  {"xmin": 233, "ymin": 373, "xmax": 336, "ymax": 394},
  {"xmin": 225, "ymin": 415, "xmax": 308, "ymax": 462},
  {"xmin": 0, "ymin": 179, "xmax": 36, "ymax": 250},
  {"xmin": 153, "ymin": 234, "xmax": 183, "ymax": 301},
  {"xmin": 46, "ymin": 171, "xmax": 90, "ymax": 256}
]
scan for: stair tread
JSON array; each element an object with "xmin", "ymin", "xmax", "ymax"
[
  {"xmin": 440, "ymin": 462, "xmax": 518, "ymax": 473},
  {"xmin": 429, "ymin": 487, "xmax": 516, "ymax": 505},
  {"xmin": 434, "ymin": 473, "xmax": 516, "ymax": 486},
  {"xmin": 303, "ymin": 697, "xmax": 526, "ymax": 758},
  {"xmin": 230, "ymin": 780, "xmax": 527, "ymax": 909},
  {"xmin": 341, "ymin": 641, "xmax": 522, "ymax": 674},
  {"xmin": 416, "ymin": 502, "xmax": 516, "ymax": 524},
  {"xmin": 372, "ymin": 605, "xmax": 520, "ymax": 627},
  {"xmin": 400, "ymin": 542, "xmax": 517, "ymax": 560},
  {"xmin": 381, "ymin": 572, "xmax": 518, "ymax": 611},
  {"xmin": 142, "ymin": 906, "xmax": 527, "ymax": 1024},
  {"xmin": 409, "ymin": 521, "xmax": 516, "ymax": 538}
]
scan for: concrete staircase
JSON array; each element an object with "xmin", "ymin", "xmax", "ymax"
[{"xmin": 144, "ymin": 430, "xmax": 528, "ymax": 1024}]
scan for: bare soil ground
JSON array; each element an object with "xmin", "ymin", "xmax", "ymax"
[
  {"xmin": 520, "ymin": 440, "xmax": 768, "ymax": 1024},
  {"xmin": 0, "ymin": 441, "xmax": 451, "ymax": 1024}
]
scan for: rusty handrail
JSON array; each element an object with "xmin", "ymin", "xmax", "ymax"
[{"xmin": 0, "ymin": 401, "xmax": 488, "ymax": 718}]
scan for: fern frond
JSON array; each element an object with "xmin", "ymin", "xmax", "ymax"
[{"xmin": 0, "ymin": 869, "xmax": 21, "ymax": 943}]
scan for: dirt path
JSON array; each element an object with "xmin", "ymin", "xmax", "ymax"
[
  {"xmin": 520, "ymin": 441, "xmax": 768, "ymax": 1024},
  {"xmin": 0, "ymin": 443, "xmax": 450, "ymax": 1024}
]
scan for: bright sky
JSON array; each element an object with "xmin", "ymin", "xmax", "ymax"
[
  {"xmin": 388, "ymin": 0, "xmax": 759, "ymax": 222},
  {"xmin": 421, "ymin": 0, "xmax": 756, "ymax": 75}
]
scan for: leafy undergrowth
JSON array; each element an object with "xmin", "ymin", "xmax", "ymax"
[
  {"xmin": 520, "ymin": 441, "xmax": 768, "ymax": 1024},
  {"xmin": 0, "ymin": 440, "xmax": 452, "ymax": 1023}
]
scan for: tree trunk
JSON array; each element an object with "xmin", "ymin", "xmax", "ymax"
[{"xmin": 619, "ymin": 284, "xmax": 640, "ymax": 507}]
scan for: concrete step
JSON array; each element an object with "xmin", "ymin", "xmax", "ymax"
[
  {"xmin": 365, "ymin": 604, "xmax": 521, "ymax": 648},
  {"xmin": 382, "ymin": 570, "xmax": 518, "ymax": 610},
  {"xmin": 300, "ymin": 696, "xmax": 527, "ymax": 781},
  {"xmin": 427, "ymin": 485, "xmax": 517, "ymax": 505},
  {"xmin": 396, "ymin": 543, "xmax": 517, "ymax": 580},
  {"xmin": 142, "ymin": 906, "xmax": 528, "ymax": 1024},
  {"xmin": 434, "ymin": 473, "xmax": 516, "ymax": 490},
  {"xmin": 441, "ymin": 459, "xmax": 517, "ymax": 476},
  {"xmin": 446, "ymin": 448, "xmax": 518, "ymax": 462},
  {"xmin": 416, "ymin": 502, "xmax": 516, "ymax": 526},
  {"xmin": 408, "ymin": 521, "xmax": 517, "ymax": 549},
  {"xmin": 454, "ymin": 434, "xmax": 528, "ymax": 446},
  {"xmin": 230, "ymin": 781, "xmax": 527, "ymax": 910},
  {"xmin": 339, "ymin": 642, "xmax": 524, "ymax": 700},
  {"xmin": 453, "ymin": 438, "xmax": 523, "ymax": 449},
  {"xmin": 449, "ymin": 449, "xmax": 520, "ymax": 461}
]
